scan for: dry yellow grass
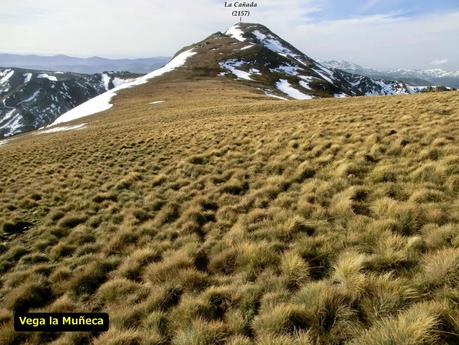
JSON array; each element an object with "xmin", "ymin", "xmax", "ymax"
[{"xmin": 0, "ymin": 75, "xmax": 458, "ymax": 345}]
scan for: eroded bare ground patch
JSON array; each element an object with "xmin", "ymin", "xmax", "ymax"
[{"xmin": 0, "ymin": 79, "xmax": 458, "ymax": 345}]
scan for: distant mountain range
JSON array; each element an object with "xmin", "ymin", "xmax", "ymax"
[
  {"xmin": 321, "ymin": 60, "xmax": 459, "ymax": 88},
  {"xmin": 0, "ymin": 68, "xmax": 139, "ymax": 138},
  {"xmin": 0, "ymin": 54, "xmax": 169, "ymax": 74}
]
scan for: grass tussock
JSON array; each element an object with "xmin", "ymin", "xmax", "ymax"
[{"xmin": 0, "ymin": 81, "xmax": 458, "ymax": 345}]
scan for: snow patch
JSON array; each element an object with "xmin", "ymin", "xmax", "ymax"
[
  {"xmin": 0, "ymin": 69, "xmax": 14, "ymax": 85},
  {"xmin": 334, "ymin": 93, "xmax": 348, "ymax": 98},
  {"xmin": 313, "ymin": 68, "xmax": 335, "ymax": 85},
  {"xmin": 372, "ymin": 80, "xmax": 407, "ymax": 95},
  {"xmin": 38, "ymin": 123, "xmax": 87, "ymax": 134},
  {"xmin": 219, "ymin": 60, "xmax": 261, "ymax": 81},
  {"xmin": 299, "ymin": 80, "xmax": 312, "ymax": 90},
  {"xmin": 225, "ymin": 24, "xmax": 246, "ymax": 42},
  {"xmin": 252, "ymin": 30, "xmax": 297, "ymax": 58},
  {"xmin": 112, "ymin": 77, "xmax": 134, "ymax": 88},
  {"xmin": 219, "ymin": 60, "xmax": 255, "ymax": 81},
  {"xmin": 252, "ymin": 30, "xmax": 267, "ymax": 41},
  {"xmin": 1, "ymin": 115, "xmax": 22, "ymax": 137},
  {"xmin": 150, "ymin": 101, "xmax": 165, "ymax": 105},
  {"xmin": 101, "ymin": 73, "xmax": 111, "ymax": 90},
  {"xmin": 0, "ymin": 139, "xmax": 8, "ymax": 146},
  {"xmin": 52, "ymin": 49, "xmax": 196, "ymax": 125},
  {"xmin": 272, "ymin": 64, "xmax": 301, "ymax": 76},
  {"xmin": 2, "ymin": 109, "xmax": 16, "ymax": 122},
  {"xmin": 37, "ymin": 73, "xmax": 58, "ymax": 82},
  {"xmin": 276, "ymin": 79, "xmax": 313, "ymax": 100},
  {"xmin": 241, "ymin": 44, "xmax": 254, "ymax": 50},
  {"xmin": 17, "ymin": 90, "xmax": 40, "ymax": 105},
  {"xmin": 23, "ymin": 73, "xmax": 32, "ymax": 84}
]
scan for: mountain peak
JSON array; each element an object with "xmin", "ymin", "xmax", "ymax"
[{"xmin": 148, "ymin": 22, "xmax": 439, "ymax": 102}]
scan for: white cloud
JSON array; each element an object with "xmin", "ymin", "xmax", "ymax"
[
  {"xmin": 0, "ymin": 1, "xmax": 458, "ymax": 70},
  {"xmin": 284, "ymin": 11, "xmax": 459, "ymax": 70},
  {"xmin": 430, "ymin": 58, "xmax": 448, "ymax": 66}
]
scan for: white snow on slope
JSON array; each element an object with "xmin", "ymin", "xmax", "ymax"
[
  {"xmin": 0, "ymin": 69, "xmax": 14, "ymax": 85},
  {"xmin": 241, "ymin": 44, "xmax": 254, "ymax": 50},
  {"xmin": 313, "ymin": 68, "xmax": 335, "ymax": 85},
  {"xmin": 102, "ymin": 73, "xmax": 111, "ymax": 90},
  {"xmin": 251, "ymin": 30, "xmax": 313, "ymax": 68},
  {"xmin": 112, "ymin": 77, "xmax": 135, "ymax": 88},
  {"xmin": 299, "ymin": 80, "xmax": 312, "ymax": 90},
  {"xmin": 253, "ymin": 30, "xmax": 289, "ymax": 55},
  {"xmin": 52, "ymin": 49, "xmax": 196, "ymax": 125},
  {"xmin": 38, "ymin": 73, "xmax": 58, "ymax": 82},
  {"xmin": 272, "ymin": 64, "xmax": 301, "ymax": 76},
  {"xmin": 219, "ymin": 60, "xmax": 257, "ymax": 81},
  {"xmin": 101, "ymin": 74, "xmax": 133, "ymax": 90},
  {"xmin": 226, "ymin": 24, "xmax": 246, "ymax": 42},
  {"xmin": 17, "ymin": 90, "xmax": 40, "ymax": 105},
  {"xmin": 252, "ymin": 30, "xmax": 267, "ymax": 41},
  {"xmin": 1, "ymin": 115, "xmax": 22, "ymax": 136},
  {"xmin": 252, "ymin": 30, "xmax": 299, "ymax": 59},
  {"xmin": 3, "ymin": 109, "xmax": 16, "ymax": 122},
  {"xmin": 38, "ymin": 123, "xmax": 87, "ymax": 134},
  {"xmin": 150, "ymin": 101, "xmax": 165, "ymax": 105},
  {"xmin": 23, "ymin": 73, "xmax": 32, "ymax": 84},
  {"xmin": 0, "ymin": 139, "xmax": 8, "ymax": 146},
  {"xmin": 276, "ymin": 79, "xmax": 312, "ymax": 100}
]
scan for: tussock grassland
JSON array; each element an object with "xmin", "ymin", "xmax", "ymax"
[{"xmin": 0, "ymin": 76, "xmax": 458, "ymax": 345}]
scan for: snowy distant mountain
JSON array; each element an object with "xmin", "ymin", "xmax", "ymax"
[
  {"xmin": 0, "ymin": 54, "xmax": 169, "ymax": 74},
  {"xmin": 0, "ymin": 68, "xmax": 140, "ymax": 138},
  {"xmin": 322, "ymin": 60, "xmax": 459, "ymax": 88}
]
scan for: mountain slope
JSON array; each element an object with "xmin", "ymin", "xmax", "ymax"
[
  {"xmin": 0, "ymin": 68, "xmax": 139, "ymax": 138},
  {"xmin": 0, "ymin": 54, "xmax": 170, "ymax": 74},
  {"xmin": 49, "ymin": 23, "xmax": 451, "ymax": 127}
]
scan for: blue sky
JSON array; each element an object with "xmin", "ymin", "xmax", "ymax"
[
  {"xmin": 311, "ymin": 0, "xmax": 459, "ymax": 20},
  {"xmin": 1, "ymin": 0, "xmax": 458, "ymax": 70}
]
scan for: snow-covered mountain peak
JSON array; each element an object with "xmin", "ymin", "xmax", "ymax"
[
  {"xmin": 216, "ymin": 23, "xmax": 445, "ymax": 100},
  {"xmin": 54, "ymin": 22, "xmax": 452, "ymax": 122}
]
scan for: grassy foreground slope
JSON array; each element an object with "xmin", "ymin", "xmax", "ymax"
[{"xmin": 0, "ymin": 77, "xmax": 458, "ymax": 345}]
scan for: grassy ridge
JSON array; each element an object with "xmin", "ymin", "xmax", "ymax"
[{"xmin": 0, "ymin": 78, "xmax": 458, "ymax": 345}]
